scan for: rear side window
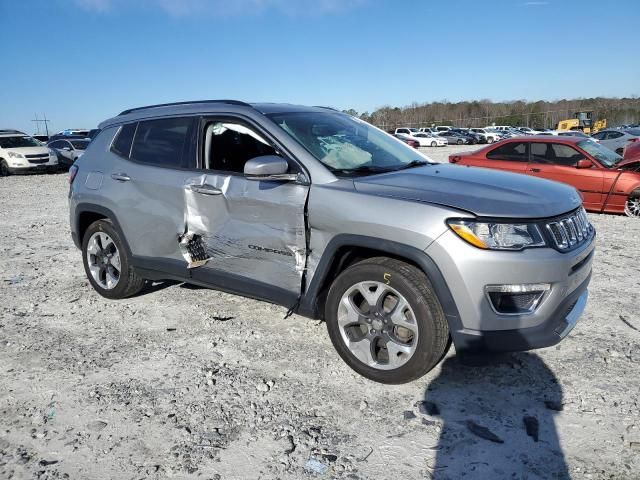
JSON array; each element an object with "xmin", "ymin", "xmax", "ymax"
[
  {"xmin": 486, "ymin": 142, "xmax": 528, "ymax": 161},
  {"xmin": 111, "ymin": 123, "xmax": 137, "ymax": 158},
  {"xmin": 130, "ymin": 117, "xmax": 195, "ymax": 168}
]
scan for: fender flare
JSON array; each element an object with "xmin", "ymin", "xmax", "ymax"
[
  {"xmin": 74, "ymin": 203, "xmax": 132, "ymax": 257},
  {"xmin": 296, "ymin": 234, "xmax": 463, "ymax": 335}
]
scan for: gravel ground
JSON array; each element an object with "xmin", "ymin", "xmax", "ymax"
[{"xmin": 1, "ymin": 164, "xmax": 639, "ymax": 480}]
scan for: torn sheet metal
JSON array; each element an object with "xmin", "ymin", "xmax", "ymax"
[
  {"xmin": 182, "ymin": 173, "xmax": 309, "ymax": 295},
  {"xmin": 178, "ymin": 231, "xmax": 210, "ymax": 269}
]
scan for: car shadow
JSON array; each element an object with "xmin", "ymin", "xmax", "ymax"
[{"xmin": 422, "ymin": 351, "xmax": 569, "ymax": 479}]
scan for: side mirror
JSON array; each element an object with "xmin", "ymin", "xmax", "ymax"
[
  {"xmin": 576, "ymin": 159, "xmax": 592, "ymax": 169},
  {"xmin": 244, "ymin": 155, "xmax": 298, "ymax": 181}
]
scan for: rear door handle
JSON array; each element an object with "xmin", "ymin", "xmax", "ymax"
[
  {"xmin": 111, "ymin": 172, "xmax": 131, "ymax": 182},
  {"xmin": 529, "ymin": 168, "xmax": 541, "ymax": 173},
  {"xmin": 189, "ymin": 183, "xmax": 222, "ymax": 196}
]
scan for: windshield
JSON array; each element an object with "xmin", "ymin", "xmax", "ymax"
[
  {"xmin": 70, "ymin": 140, "xmax": 90, "ymax": 149},
  {"xmin": 0, "ymin": 136, "xmax": 41, "ymax": 149},
  {"xmin": 577, "ymin": 140, "xmax": 622, "ymax": 167},
  {"xmin": 625, "ymin": 129, "xmax": 640, "ymax": 136},
  {"xmin": 267, "ymin": 112, "xmax": 431, "ymax": 175}
]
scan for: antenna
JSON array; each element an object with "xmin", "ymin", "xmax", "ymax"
[{"xmin": 31, "ymin": 114, "xmax": 50, "ymax": 136}]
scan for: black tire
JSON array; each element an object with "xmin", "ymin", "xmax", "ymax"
[
  {"xmin": 325, "ymin": 257, "xmax": 450, "ymax": 384},
  {"xmin": 624, "ymin": 190, "xmax": 640, "ymax": 218},
  {"xmin": 430, "ymin": 141, "xmax": 437, "ymax": 147},
  {"xmin": 457, "ymin": 139, "xmax": 463, "ymax": 145},
  {"xmin": 82, "ymin": 219, "xmax": 145, "ymax": 299},
  {"xmin": 0, "ymin": 159, "xmax": 10, "ymax": 176}
]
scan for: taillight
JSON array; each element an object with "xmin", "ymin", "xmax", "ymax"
[
  {"xmin": 68, "ymin": 164, "xmax": 78, "ymax": 184},
  {"xmin": 450, "ymin": 156, "xmax": 461, "ymax": 163}
]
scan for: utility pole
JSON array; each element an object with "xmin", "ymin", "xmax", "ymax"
[{"xmin": 31, "ymin": 114, "xmax": 50, "ymax": 136}]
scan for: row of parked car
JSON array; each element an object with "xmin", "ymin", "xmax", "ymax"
[
  {"xmin": 391, "ymin": 124, "xmax": 640, "ymax": 155},
  {"xmin": 0, "ymin": 129, "xmax": 95, "ymax": 175}
]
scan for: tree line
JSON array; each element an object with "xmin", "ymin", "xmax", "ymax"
[{"xmin": 343, "ymin": 97, "xmax": 640, "ymax": 131}]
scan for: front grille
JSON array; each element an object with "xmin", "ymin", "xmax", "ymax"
[
  {"xmin": 28, "ymin": 158, "xmax": 49, "ymax": 164},
  {"xmin": 546, "ymin": 208, "xmax": 593, "ymax": 251},
  {"xmin": 25, "ymin": 153, "xmax": 49, "ymax": 159}
]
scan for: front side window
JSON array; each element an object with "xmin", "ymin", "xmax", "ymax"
[
  {"xmin": 607, "ymin": 131, "xmax": 623, "ymax": 139},
  {"xmin": 130, "ymin": 117, "xmax": 194, "ymax": 168},
  {"xmin": 591, "ymin": 132, "xmax": 606, "ymax": 140},
  {"xmin": 203, "ymin": 121, "xmax": 276, "ymax": 173},
  {"xmin": 71, "ymin": 140, "xmax": 90, "ymax": 150},
  {"xmin": 486, "ymin": 142, "xmax": 528, "ymax": 161},
  {"xmin": 268, "ymin": 112, "xmax": 430, "ymax": 175}
]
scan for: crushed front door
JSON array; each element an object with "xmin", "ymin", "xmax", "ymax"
[{"xmin": 180, "ymin": 172, "xmax": 309, "ymax": 296}]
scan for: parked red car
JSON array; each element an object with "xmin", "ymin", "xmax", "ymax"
[
  {"xmin": 449, "ymin": 136, "xmax": 640, "ymax": 217},
  {"xmin": 622, "ymin": 138, "xmax": 640, "ymax": 164}
]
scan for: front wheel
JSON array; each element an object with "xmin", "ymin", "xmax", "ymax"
[
  {"xmin": 457, "ymin": 139, "xmax": 463, "ymax": 145},
  {"xmin": 625, "ymin": 191, "xmax": 640, "ymax": 218},
  {"xmin": 325, "ymin": 257, "xmax": 450, "ymax": 384},
  {"xmin": 82, "ymin": 219, "xmax": 145, "ymax": 299},
  {"xmin": 0, "ymin": 159, "xmax": 10, "ymax": 176},
  {"xmin": 431, "ymin": 141, "xmax": 437, "ymax": 147}
]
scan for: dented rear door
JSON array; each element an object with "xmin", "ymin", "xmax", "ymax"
[{"xmin": 182, "ymin": 172, "xmax": 308, "ymax": 298}]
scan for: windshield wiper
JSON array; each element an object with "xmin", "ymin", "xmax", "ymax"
[
  {"xmin": 331, "ymin": 165, "xmax": 394, "ymax": 175},
  {"xmin": 393, "ymin": 160, "xmax": 430, "ymax": 171}
]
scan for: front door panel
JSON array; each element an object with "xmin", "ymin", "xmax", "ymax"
[{"xmin": 183, "ymin": 173, "xmax": 308, "ymax": 296}]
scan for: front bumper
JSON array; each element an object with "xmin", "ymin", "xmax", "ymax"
[
  {"xmin": 452, "ymin": 275, "xmax": 590, "ymax": 352},
  {"xmin": 426, "ymin": 228, "xmax": 595, "ymax": 353},
  {"xmin": 8, "ymin": 156, "xmax": 58, "ymax": 173}
]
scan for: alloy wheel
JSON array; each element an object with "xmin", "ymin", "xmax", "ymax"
[
  {"xmin": 86, "ymin": 232, "xmax": 121, "ymax": 289},
  {"xmin": 337, "ymin": 281, "xmax": 418, "ymax": 370},
  {"xmin": 625, "ymin": 196, "xmax": 640, "ymax": 218}
]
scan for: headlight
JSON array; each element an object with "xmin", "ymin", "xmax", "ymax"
[
  {"xmin": 447, "ymin": 219, "xmax": 546, "ymax": 250},
  {"xmin": 48, "ymin": 148, "xmax": 57, "ymax": 156},
  {"xmin": 8, "ymin": 152, "xmax": 23, "ymax": 158}
]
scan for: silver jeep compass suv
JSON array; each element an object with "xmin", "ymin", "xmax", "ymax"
[{"xmin": 68, "ymin": 100, "xmax": 594, "ymax": 384}]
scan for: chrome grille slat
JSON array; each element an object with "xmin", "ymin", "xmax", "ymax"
[{"xmin": 545, "ymin": 208, "xmax": 593, "ymax": 251}]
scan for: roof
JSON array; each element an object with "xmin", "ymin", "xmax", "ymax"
[
  {"xmin": 0, "ymin": 129, "xmax": 26, "ymax": 136},
  {"xmin": 99, "ymin": 100, "xmax": 341, "ymax": 129}
]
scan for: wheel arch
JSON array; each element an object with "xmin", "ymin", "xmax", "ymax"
[
  {"xmin": 297, "ymin": 234, "xmax": 462, "ymax": 335},
  {"xmin": 75, "ymin": 203, "xmax": 132, "ymax": 257}
]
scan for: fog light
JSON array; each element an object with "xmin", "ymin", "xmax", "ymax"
[{"xmin": 485, "ymin": 283, "xmax": 550, "ymax": 315}]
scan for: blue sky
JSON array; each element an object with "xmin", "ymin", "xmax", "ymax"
[{"xmin": 1, "ymin": 0, "xmax": 638, "ymax": 134}]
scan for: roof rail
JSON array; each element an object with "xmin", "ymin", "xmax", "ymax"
[
  {"xmin": 312, "ymin": 105, "xmax": 339, "ymax": 112},
  {"xmin": 118, "ymin": 99, "xmax": 252, "ymax": 116}
]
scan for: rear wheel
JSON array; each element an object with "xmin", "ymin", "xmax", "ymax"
[
  {"xmin": 457, "ymin": 139, "xmax": 463, "ymax": 145},
  {"xmin": 431, "ymin": 141, "xmax": 437, "ymax": 147},
  {"xmin": 625, "ymin": 191, "xmax": 640, "ymax": 218},
  {"xmin": 325, "ymin": 257, "xmax": 450, "ymax": 384},
  {"xmin": 82, "ymin": 219, "xmax": 145, "ymax": 299}
]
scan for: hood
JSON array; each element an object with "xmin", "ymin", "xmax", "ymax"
[
  {"xmin": 617, "ymin": 157, "xmax": 640, "ymax": 170},
  {"xmin": 353, "ymin": 164, "xmax": 582, "ymax": 218},
  {"xmin": 4, "ymin": 146, "xmax": 50, "ymax": 155}
]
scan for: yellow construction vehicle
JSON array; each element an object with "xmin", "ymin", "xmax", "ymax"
[{"xmin": 556, "ymin": 111, "xmax": 606, "ymax": 134}]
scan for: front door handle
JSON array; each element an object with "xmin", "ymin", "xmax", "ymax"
[
  {"xmin": 111, "ymin": 172, "xmax": 131, "ymax": 182},
  {"xmin": 189, "ymin": 183, "xmax": 222, "ymax": 196},
  {"xmin": 529, "ymin": 168, "xmax": 541, "ymax": 173}
]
